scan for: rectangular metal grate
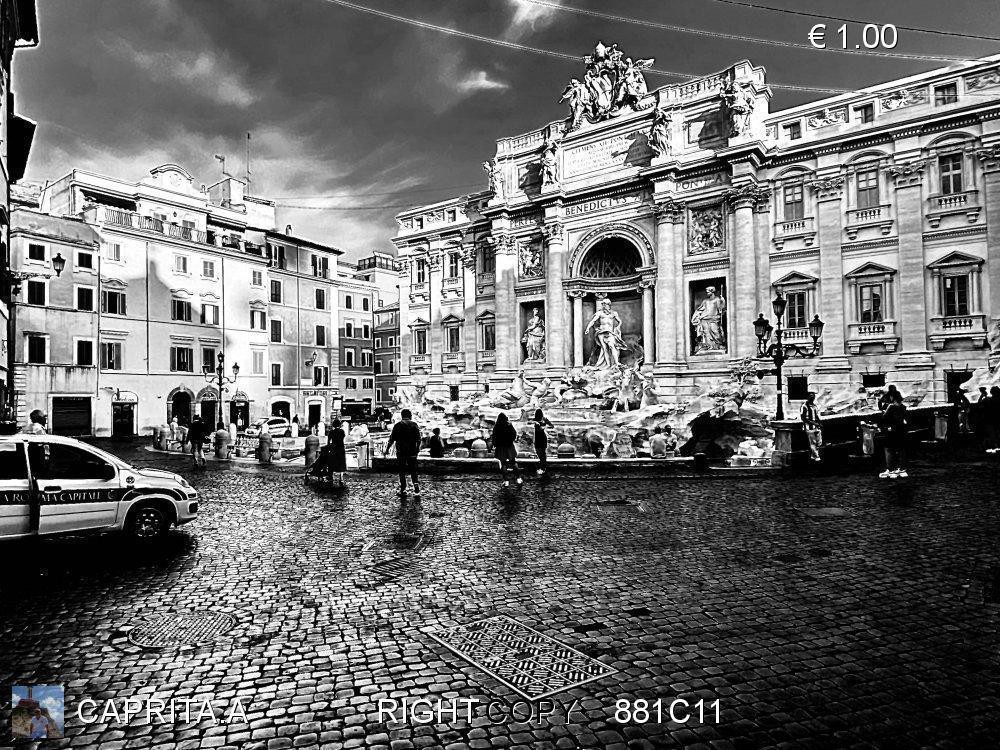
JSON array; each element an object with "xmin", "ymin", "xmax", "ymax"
[{"xmin": 426, "ymin": 615, "xmax": 617, "ymax": 700}]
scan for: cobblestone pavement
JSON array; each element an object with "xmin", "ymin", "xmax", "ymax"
[{"xmin": 2, "ymin": 442, "xmax": 999, "ymax": 749}]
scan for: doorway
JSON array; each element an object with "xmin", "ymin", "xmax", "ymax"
[
  {"xmin": 51, "ymin": 397, "xmax": 93, "ymax": 436},
  {"xmin": 171, "ymin": 392, "xmax": 192, "ymax": 425},
  {"xmin": 200, "ymin": 400, "xmax": 218, "ymax": 430},
  {"xmin": 111, "ymin": 403, "xmax": 135, "ymax": 439},
  {"xmin": 230, "ymin": 400, "xmax": 250, "ymax": 431},
  {"xmin": 271, "ymin": 401, "xmax": 291, "ymax": 419},
  {"xmin": 307, "ymin": 403, "xmax": 322, "ymax": 429},
  {"xmin": 946, "ymin": 370, "xmax": 973, "ymax": 402}
]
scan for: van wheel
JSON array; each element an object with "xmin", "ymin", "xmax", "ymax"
[{"xmin": 126, "ymin": 505, "xmax": 169, "ymax": 540}]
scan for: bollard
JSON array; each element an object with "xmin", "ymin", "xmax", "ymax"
[
  {"xmin": 304, "ymin": 434, "xmax": 320, "ymax": 466},
  {"xmin": 356, "ymin": 441, "xmax": 370, "ymax": 470},
  {"xmin": 693, "ymin": 452, "xmax": 708, "ymax": 472},
  {"xmin": 214, "ymin": 428, "xmax": 231, "ymax": 459},
  {"xmin": 470, "ymin": 438, "xmax": 488, "ymax": 459},
  {"xmin": 157, "ymin": 424, "xmax": 170, "ymax": 450},
  {"xmin": 556, "ymin": 442, "xmax": 576, "ymax": 458},
  {"xmin": 152, "ymin": 425, "xmax": 161, "ymax": 449},
  {"xmin": 257, "ymin": 432, "xmax": 273, "ymax": 464}
]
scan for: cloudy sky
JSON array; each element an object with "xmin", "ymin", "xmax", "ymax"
[{"xmin": 15, "ymin": 0, "xmax": 1000, "ymax": 259}]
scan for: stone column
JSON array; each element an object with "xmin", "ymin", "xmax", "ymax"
[
  {"xmin": 640, "ymin": 280, "xmax": 655, "ymax": 363},
  {"xmin": 570, "ymin": 291, "xmax": 585, "ymax": 367},
  {"xmin": 654, "ymin": 199, "xmax": 684, "ymax": 365},
  {"xmin": 727, "ymin": 185, "xmax": 764, "ymax": 359},
  {"xmin": 808, "ymin": 175, "xmax": 849, "ymax": 366},
  {"xmin": 462, "ymin": 246, "xmax": 478, "ymax": 373},
  {"xmin": 543, "ymin": 221, "xmax": 567, "ymax": 369},
  {"xmin": 493, "ymin": 236, "xmax": 518, "ymax": 372},
  {"xmin": 886, "ymin": 160, "xmax": 929, "ymax": 353},
  {"xmin": 754, "ymin": 189, "xmax": 773, "ymax": 323},
  {"xmin": 427, "ymin": 250, "xmax": 443, "ymax": 374},
  {"xmin": 397, "ymin": 259, "xmax": 412, "ymax": 377},
  {"xmin": 977, "ymin": 145, "xmax": 1000, "ymax": 324}
]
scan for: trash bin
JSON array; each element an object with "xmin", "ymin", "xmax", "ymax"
[
  {"xmin": 257, "ymin": 432, "xmax": 273, "ymax": 464},
  {"xmin": 933, "ymin": 411, "xmax": 949, "ymax": 441},
  {"xmin": 859, "ymin": 422, "xmax": 877, "ymax": 457},
  {"xmin": 214, "ymin": 428, "xmax": 231, "ymax": 459},
  {"xmin": 356, "ymin": 441, "xmax": 371, "ymax": 470},
  {"xmin": 304, "ymin": 434, "xmax": 320, "ymax": 466}
]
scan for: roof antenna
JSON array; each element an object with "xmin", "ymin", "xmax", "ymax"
[
  {"xmin": 245, "ymin": 132, "xmax": 252, "ymax": 190},
  {"xmin": 214, "ymin": 154, "xmax": 229, "ymax": 178}
]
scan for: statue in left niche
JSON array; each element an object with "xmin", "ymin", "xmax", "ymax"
[
  {"xmin": 648, "ymin": 103, "xmax": 673, "ymax": 159},
  {"xmin": 522, "ymin": 307, "xmax": 546, "ymax": 362},
  {"xmin": 483, "ymin": 159, "xmax": 506, "ymax": 200},
  {"xmin": 539, "ymin": 137, "xmax": 559, "ymax": 188},
  {"xmin": 721, "ymin": 80, "xmax": 755, "ymax": 137}
]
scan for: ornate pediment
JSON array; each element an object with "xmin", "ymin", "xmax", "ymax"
[
  {"xmin": 774, "ymin": 270, "xmax": 818, "ymax": 286},
  {"xmin": 408, "ymin": 317, "xmax": 430, "ymax": 329},
  {"xmin": 440, "ymin": 313, "xmax": 465, "ymax": 325},
  {"xmin": 475, "ymin": 309, "xmax": 495, "ymax": 321},
  {"xmin": 927, "ymin": 251, "xmax": 984, "ymax": 269},
  {"xmin": 845, "ymin": 261, "xmax": 896, "ymax": 278}
]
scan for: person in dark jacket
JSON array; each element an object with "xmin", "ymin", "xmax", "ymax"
[
  {"xmin": 385, "ymin": 409, "xmax": 422, "ymax": 497},
  {"xmin": 970, "ymin": 386, "xmax": 989, "ymax": 450},
  {"xmin": 986, "ymin": 386, "xmax": 1000, "ymax": 454},
  {"xmin": 532, "ymin": 409, "xmax": 554, "ymax": 476},
  {"xmin": 327, "ymin": 418, "xmax": 347, "ymax": 487},
  {"xmin": 188, "ymin": 416, "xmax": 207, "ymax": 467},
  {"xmin": 428, "ymin": 428, "xmax": 445, "ymax": 458},
  {"xmin": 492, "ymin": 413, "xmax": 522, "ymax": 487},
  {"xmin": 878, "ymin": 390, "xmax": 908, "ymax": 478},
  {"xmin": 877, "ymin": 384, "xmax": 901, "ymax": 411}
]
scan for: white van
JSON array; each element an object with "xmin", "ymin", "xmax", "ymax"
[{"xmin": 0, "ymin": 434, "xmax": 198, "ymax": 541}]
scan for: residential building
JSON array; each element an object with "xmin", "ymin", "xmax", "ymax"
[
  {"xmin": 335, "ymin": 278, "xmax": 376, "ymax": 417},
  {"xmin": 373, "ymin": 301, "xmax": 399, "ymax": 409}
]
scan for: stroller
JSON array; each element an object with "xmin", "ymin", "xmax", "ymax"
[{"xmin": 304, "ymin": 444, "xmax": 338, "ymax": 487}]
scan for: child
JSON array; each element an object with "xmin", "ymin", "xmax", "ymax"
[{"xmin": 429, "ymin": 427, "xmax": 445, "ymax": 458}]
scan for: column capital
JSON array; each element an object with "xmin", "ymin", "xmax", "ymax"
[
  {"xmin": 567, "ymin": 289, "xmax": 588, "ymax": 299},
  {"xmin": 654, "ymin": 198, "xmax": 685, "ymax": 224},
  {"xmin": 805, "ymin": 175, "xmax": 845, "ymax": 202},
  {"xmin": 491, "ymin": 234, "xmax": 518, "ymax": 256},
  {"xmin": 426, "ymin": 250, "xmax": 443, "ymax": 270},
  {"xmin": 460, "ymin": 245, "xmax": 477, "ymax": 270},
  {"xmin": 638, "ymin": 278, "xmax": 656, "ymax": 292},
  {"xmin": 725, "ymin": 182, "xmax": 769, "ymax": 210},
  {"xmin": 543, "ymin": 220, "xmax": 565, "ymax": 241},
  {"xmin": 976, "ymin": 145, "xmax": 1000, "ymax": 173},
  {"xmin": 885, "ymin": 160, "xmax": 926, "ymax": 188}
]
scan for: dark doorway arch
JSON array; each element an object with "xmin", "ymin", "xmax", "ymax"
[
  {"xmin": 171, "ymin": 392, "xmax": 192, "ymax": 425},
  {"xmin": 578, "ymin": 237, "xmax": 642, "ymax": 278}
]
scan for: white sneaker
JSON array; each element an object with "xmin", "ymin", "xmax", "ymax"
[
  {"xmin": 895, "ymin": 470, "xmax": 908, "ymax": 478},
  {"xmin": 879, "ymin": 470, "xmax": 892, "ymax": 479},
  {"xmin": 502, "ymin": 480, "xmax": 510, "ymax": 487},
  {"xmin": 536, "ymin": 469, "xmax": 545, "ymax": 476},
  {"xmin": 516, "ymin": 477, "xmax": 523, "ymax": 485}
]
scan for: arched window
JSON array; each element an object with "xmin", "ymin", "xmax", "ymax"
[{"xmin": 579, "ymin": 238, "xmax": 642, "ymax": 278}]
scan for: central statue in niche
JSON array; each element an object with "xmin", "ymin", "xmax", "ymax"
[{"xmin": 585, "ymin": 298, "xmax": 627, "ymax": 369}]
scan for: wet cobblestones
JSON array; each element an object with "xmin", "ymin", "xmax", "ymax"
[{"xmin": 2, "ymin": 444, "xmax": 1000, "ymax": 748}]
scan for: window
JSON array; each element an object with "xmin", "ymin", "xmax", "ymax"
[
  {"xmin": 345, "ymin": 322, "xmax": 354, "ymax": 338},
  {"xmin": 315, "ymin": 288, "xmax": 326, "ymax": 310},
  {"xmin": 200, "ymin": 304, "xmax": 219, "ymax": 325},
  {"xmin": 345, "ymin": 349, "xmax": 356, "ymax": 367},
  {"xmin": 27, "ymin": 280, "xmax": 45, "ymax": 306},
  {"xmin": 250, "ymin": 309, "xmax": 266, "ymax": 330},
  {"xmin": 481, "ymin": 246, "xmax": 496, "ymax": 274},
  {"xmin": 362, "ymin": 297, "xmax": 370, "ymax": 312},
  {"xmin": 374, "ymin": 337, "xmax": 382, "ymax": 349},
  {"xmin": 173, "ymin": 255, "xmax": 188, "ymax": 274},
  {"xmin": 170, "ymin": 346, "xmax": 194, "ymax": 372},
  {"xmin": 316, "ymin": 325, "xmax": 327, "ymax": 347},
  {"xmin": 30, "ymin": 443, "xmax": 114, "ymax": 481},
  {"xmin": 448, "ymin": 252, "xmax": 460, "ymax": 278},
  {"xmin": 103, "ymin": 243, "xmax": 122, "ymax": 262},
  {"xmin": 345, "ymin": 294, "xmax": 353, "ymax": 310},
  {"xmin": 26, "ymin": 335, "xmax": 46, "ymax": 364},
  {"xmin": 449, "ymin": 385, "xmax": 460, "ymax": 402},
  {"xmin": 415, "ymin": 217, "xmax": 424, "ymax": 230},
  {"xmin": 27, "ymin": 243, "xmax": 45, "ymax": 261},
  {"xmin": 76, "ymin": 339, "xmax": 94, "ymax": 366},
  {"xmin": 313, "ymin": 366, "xmax": 329, "ymax": 386},
  {"xmin": 77, "ymin": 251, "xmax": 94, "ymax": 270},
  {"xmin": 939, "ymin": 154, "xmax": 963, "ymax": 194},
  {"xmin": 388, "ymin": 360, "xmax": 395, "ymax": 374},
  {"xmin": 271, "ymin": 245, "xmax": 286, "ymax": 269},
  {"xmin": 311, "ymin": 255, "xmax": 329, "ymax": 278},
  {"xmin": 376, "ymin": 388, "xmax": 383, "ymax": 402},
  {"xmin": 270, "ymin": 319, "xmax": 282, "ymax": 343},
  {"xmin": 859, "ymin": 283, "xmax": 883, "ymax": 323},
  {"xmin": 483, "ymin": 323, "xmax": 496, "ymax": 351},
  {"xmin": 854, "ymin": 103, "xmax": 874, "ymax": 123},
  {"xmin": 202, "ymin": 260, "xmax": 215, "ymax": 278},
  {"xmin": 934, "ymin": 83, "xmax": 958, "ymax": 106},
  {"xmin": 447, "ymin": 209, "xmax": 457, "ymax": 222},
  {"xmin": 76, "ymin": 286, "xmax": 95, "ymax": 311},
  {"xmin": 251, "ymin": 349, "xmax": 265, "ymax": 375},
  {"xmin": 361, "ymin": 351, "xmax": 373, "ymax": 367},
  {"xmin": 388, "ymin": 336, "xmax": 396, "ymax": 347},
  {"xmin": 346, "ymin": 377, "xmax": 358, "ymax": 389},
  {"xmin": 270, "ymin": 279, "xmax": 283, "ymax": 303},
  {"xmin": 375, "ymin": 361, "xmax": 382, "ymax": 374},
  {"xmin": 862, "ymin": 373, "xmax": 886, "ymax": 388},
  {"xmin": 414, "ymin": 329, "xmax": 427, "ymax": 355},
  {"xmin": 202, "ymin": 347, "xmax": 217, "ymax": 373},
  {"xmin": 856, "ymin": 169, "xmax": 879, "ymax": 209},
  {"xmin": 251, "ymin": 270, "xmax": 263, "ymax": 286},
  {"xmin": 783, "ymin": 184, "xmax": 804, "ymax": 221},
  {"xmin": 415, "ymin": 260, "xmax": 426, "ymax": 284},
  {"xmin": 171, "ymin": 299, "xmax": 192, "ymax": 321},
  {"xmin": 101, "ymin": 290, "xmax": 127, "ymax": 315},
  {"xmin": 362, "ymin": 324, "xmax": 371, "ymax": 339},
  {"xmin": 785, "ymin": 291, "xmax": 807, "ymax": 329},
  {"xmin": 784, "ymin": 121, "xmax": 802, "ymax": 140},
  {"xmin": 786, "ymin": 375, "xmax": 810, "ymax": 401},
  {"xmin": 101, "ymin": 341, "xmax": 123, "ymax": 370},
  {"xmin": 363, "ymin": 377, "xmax": 374, "ymax": 389},
  {"xmin": 271, "ymin": 363, "xmax": 282, "ymax": 386},
  {"xmin": 943, "ymin": 274, "xmax": 970, "ymax": 317},
  {"xmin": 446, "ymin": 326, "xmax": 461, "ymax": 352}
]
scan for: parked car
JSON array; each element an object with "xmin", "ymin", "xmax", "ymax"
[
  {"xmin": 244, "ymin": 417, "xmax": 293, "ymax": 437},
  {"xmin": 0, "ymin": 434, "xmax": 198, "ymax": 541}
]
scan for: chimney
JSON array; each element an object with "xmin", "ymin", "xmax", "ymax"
[{"xmin": 285, "ymin": 224, "xmax": 293, "ymax": 235}]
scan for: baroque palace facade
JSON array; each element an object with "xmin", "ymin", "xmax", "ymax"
[{"xmin": 394, "ymin": 49, "xmax": 1000, "ymax": 404}]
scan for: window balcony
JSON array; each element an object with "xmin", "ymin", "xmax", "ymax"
[
  {"xmin": 780, "ymin": 327, "xmax": 811, "ymax": 342},
  {"xmin": 926, "ymin": 190, "xmax": 981, "ymax": 229},
  {"xmin": 847, "ymin": 320, "xmax": 898, "ymax": 354},
  {"xmin": 409, "ymin": 353, "xmax": 431, "ymax": 370},
  {"xmin": 441, "ymin": 276, "xmax": 463, "ymax": 300},
  {"xmin": 441, "ymin": 351, "xmax": 465, "ymax": 368},
  {"xmin": 771, "ymin": 216, "xmax": 815, "ymax": 250},
  {"xmin": 844, "ymin": 204, "xmax": 893, "ymax": 240},
  {"xmin": 929, "ymin": 313, "xmax": 987, "ymax": 350},
  {"xmin": 96, "ymin": 206, "xmax": 216, "ymax": 247},
  {"xmin": 477, "ymin": 349, "xmax": 496, "ymax": 370}
]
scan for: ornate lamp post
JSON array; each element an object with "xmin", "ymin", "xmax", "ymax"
[
  {"xmin": 753, "ymin": 291, "xmax": 824, "ymax": 420},
  {"xmin": 2, "ymin": 253, "xmax": 65, "ymax": 432},
  {"xmin": 203, "ymin": 351, "xmax": 239, "ymax": 430}
]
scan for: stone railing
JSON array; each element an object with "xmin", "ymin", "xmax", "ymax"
[
  {"xmin": 478, "ymin": 349, "xmax": 496, "ymax": 361},
  {"xmin": 477, "ymin": 272, "xmax": 495, "ymax": 285},
  {"xmin": 781, "ymin": 327, "xmax": 811, "ymax": 342},
  {"xmin": 847, "ymin": 204, "xmax": 892, "ymax": 224},
  {"xmin": 409, "ymin": 354, "xmax": 431, "ymax": 369},
  {"xmin": 929, "ymin": 313, "xmax": 987, "ymax": 349},
  {"xmin": 97, "ymin": 206, "xmax": 216, "ymax": 249},
  {"xmin": 926, "ymin": 190, "xmax": 981, "ymax": 228},
  {"xmin": 771, "ymin": 216, "xmax": 816, "ymax": 249},
  {"xmin": 442, "ymin": 277, "xmax": 462, "ymax": 289},
  {"xmin": 441, "ymin": 352, "xmax": 465, "ymax": 367},
  {"xmin": 931, "ymin": 189, "xmax": 977, "ymax": 210},
  {"xmin": 847, "ymin": 320, "xmax": 898, "ymax": 353}
]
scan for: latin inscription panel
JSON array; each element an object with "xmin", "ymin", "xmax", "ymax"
[{"xmin": 564, "ymin": 131, "xmax": 650, "ymax": 178}]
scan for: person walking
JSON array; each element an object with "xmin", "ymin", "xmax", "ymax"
[
  {"xmin": 24, "ymin": 409, "xmax": 47, "ymax": 435},
  {"xmin": 385, "ymin": 409, "xmax": 422, "ymax": 498},
  {"xmin": 188, "ymin": 415, "xmax": 208, "ymax": 467},
  {"xmin": 878, "ymin": 384, "xmax": 901, "ymax": 411},
  {"xmin": 800, "ymin": 392, "xmax": 823, "ymax": 462},
  {"xmin": 532, "ymin": 409, "xmax": 554, "ymax": 475},
  {"xmin": 986, "ymin": 386, "xmax": 1000, "ymax": 454},
  {"xmin": 878, "ymin": 390, "xmax": 908, "ymax": 478},
  {"xmin": 970, "ymin": 387, "xmax": 989, "ymax": 450},
  {"xmin": 492, "ymin": 413, "xmax": 522, "ymax": 487},
  {"xmin": 327, "ymin": 418, "xmax": 347, "ymax": 487},
  {"xmin": 428, "ymin": 428, "xmax": 445, "ymax": 458}
]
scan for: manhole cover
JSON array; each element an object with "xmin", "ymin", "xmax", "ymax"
[
  {"xmin": 128, "ymin": 612, "xmax": 236, "ymax": 649},
  {"xmin": 596, "ymin": 500, "xmax": 645, "ymax": 513},
  {"xmin": 427, "ymin": 615, "xmax": 617, "ymax": 700},
  {"xmin": 800, "ymin": 507, "xmax": 850, "ymax": 518},
  {"xmin": 369, "ymin": 556, "xmax": 414, "ymax": 581}
]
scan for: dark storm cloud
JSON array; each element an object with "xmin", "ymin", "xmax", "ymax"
[{"xmin": 14, "ymin": 0, "xmax": 1000, "ymax": 256}]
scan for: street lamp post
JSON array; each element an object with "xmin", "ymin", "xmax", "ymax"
[
  {"xmin": 203, "ymin": 351, "xmax": 239, "ymax": 430},
  {"xmin": 1, "ymin": 253, "xmax": 66, "ymax": 433},
  {"xmin": 753, "ymin": 291, "xmax": 825, "ymax": 420}
]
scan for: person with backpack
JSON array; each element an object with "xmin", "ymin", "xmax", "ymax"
[
  {"xmin": 188, "ymin": 415, "xmax": 208, "ymax": 468},
  {"xmin": 492, "ymin": 413, "xmax": 522, "ymax": 487},
  {"xmin": 531, "ymin": 409, "xmax": 554, "ymax": 475},
  {"xmin": 800, "ymin": 392, "xmax": 823, "ymax": 463},
  {"xmin": 385, "ymin": 409, "xmax": 422, "ymax": 498},
  {"xmin": 327, "ymin": 418, "xmax": 347, "ymax": 487},
  {"xmin": 878, "ymin": 390, "xmax": 908, "ymax": 479}
]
